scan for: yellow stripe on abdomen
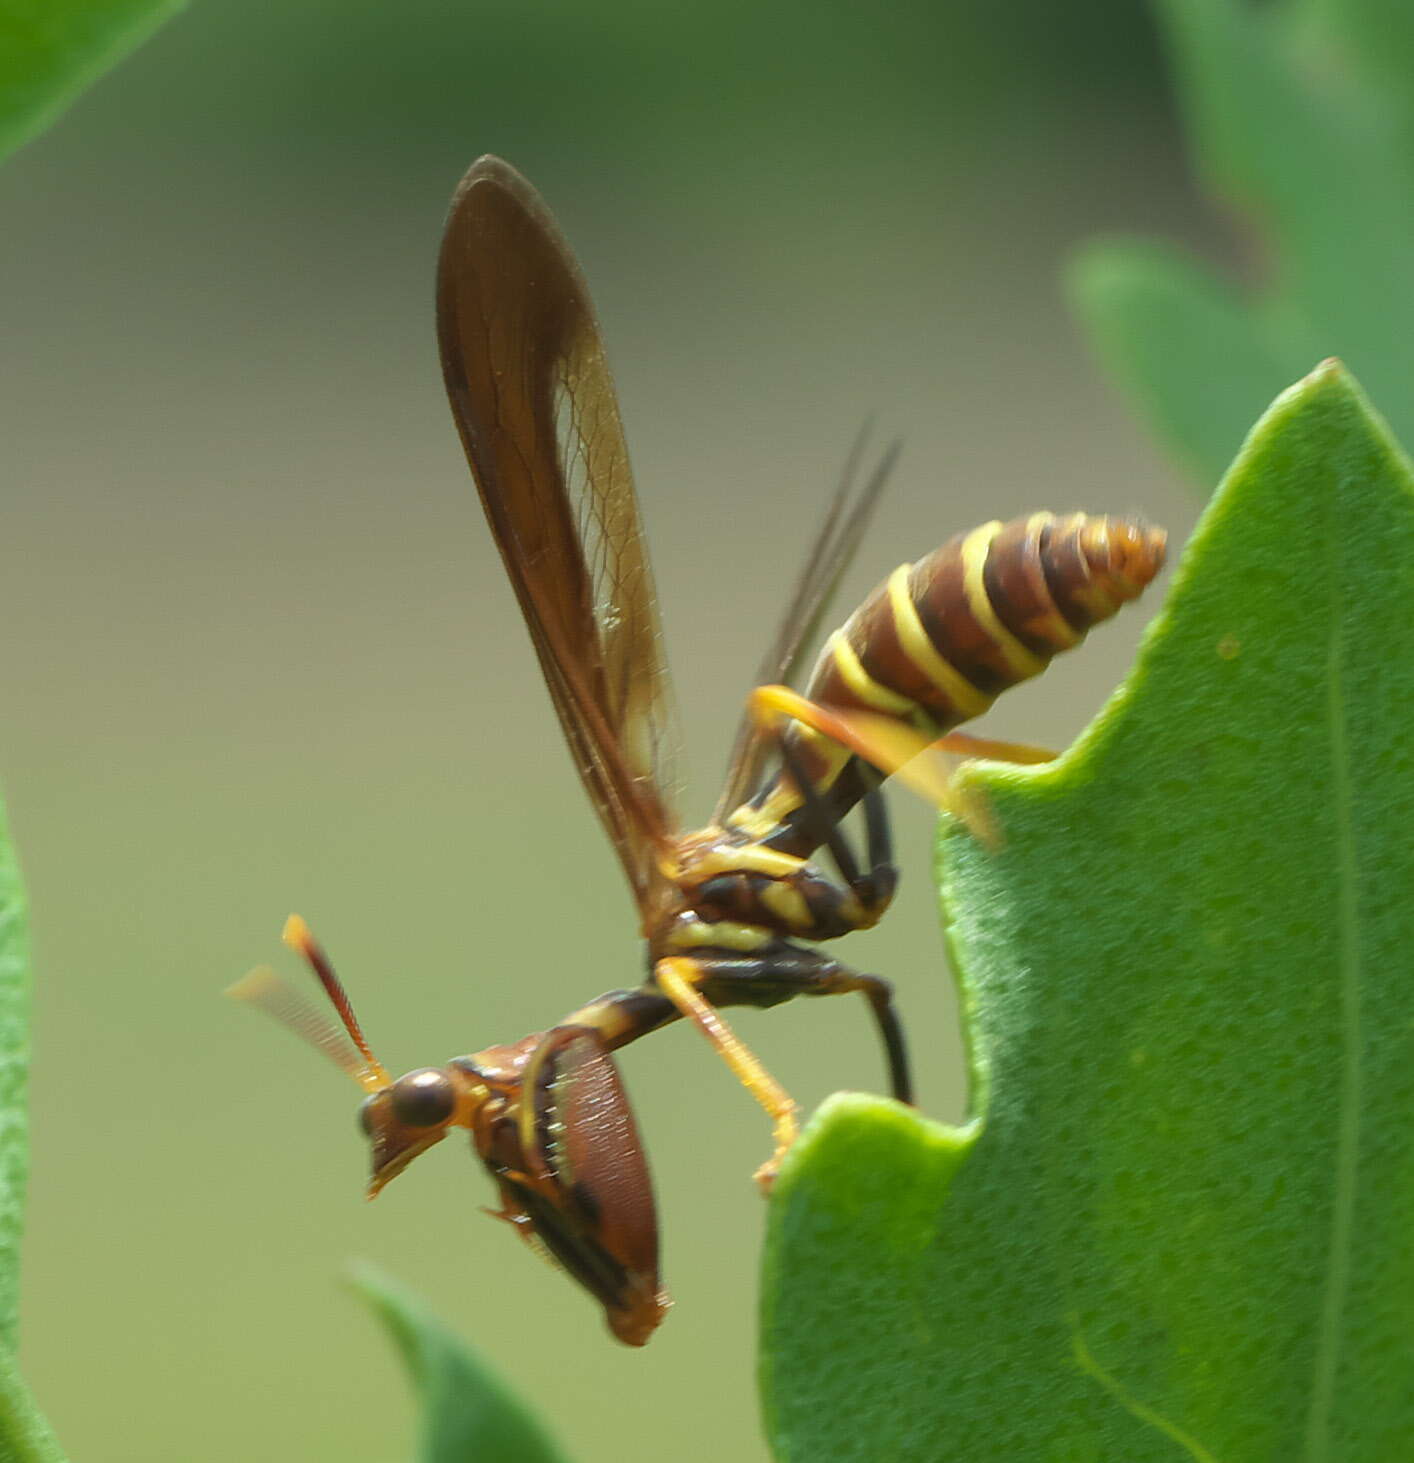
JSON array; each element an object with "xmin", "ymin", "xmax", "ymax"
[
  {"xmin": 885, "ymin": 564, "xmax": 993, "ymax": 719},
  {"xmin": 824, "ymin": 629, "xmax": 917, "ymax": 714},
  {"xmin": 961, "ymin": 522, "xmax": 1046, "ymax": 679}
]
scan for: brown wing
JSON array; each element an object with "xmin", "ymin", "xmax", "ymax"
[
  {"xmin": 712, "ymin": 435, "xmax": 899, "ymax": 821},
  {"xmin": 438, "ymin": 156, "xmax": 680, "ymax": 906}
]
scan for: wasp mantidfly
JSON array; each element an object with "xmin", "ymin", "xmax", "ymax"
[{"xmin": 230, "ymin": 156, "xmax": 1166, "ymax": 1346}]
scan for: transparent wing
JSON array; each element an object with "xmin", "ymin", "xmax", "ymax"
[
  {"xmin": 438, "ymin": 157, "xmax": 680, "ymax": 907},
  {"xmin": 712, "ymin": 434, "xmax": 898, "ymax": 821}
]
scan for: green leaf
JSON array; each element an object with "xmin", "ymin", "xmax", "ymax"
[
  {"xmin": 0, "ymin": 799, "xmax": 62, "ymax": 1463},
  {"xmin": 1070, "ymin": 0, "xmax": 1414, "ymax": 485},
  {"xmin": 0, "ymin": 793, "xmax": 28, "ymax": 1350},
  {"xmin": 0, "ymin": 1344, "xmax": 66, "ymax": 1463},
  {"xmin": 1067, "ymin": 237, "xmax": 1288, "ymax": 483},
  {"xmin": 761, "ymin": 360, "xmax": 1414, "ymax": 1460},
  {"xmin": 351, "ymin": 1262, "xmax": 571, "ymax": 1463},
  {"xmin": 0, "ymin": 0, "xmax": 185, "ymax": 164}
]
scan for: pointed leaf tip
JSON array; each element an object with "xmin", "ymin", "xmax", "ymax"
[
  {"xmin": 351, "ymin": 1263, "xmax": 569, "ymax": 1463},
  {"xmin": 762, "ymin": 365, "xmax": 1414, "ymax": 1460},
  {"xmin": 0, "ymin": 1, "xmax": 187, "ymax": 165}
]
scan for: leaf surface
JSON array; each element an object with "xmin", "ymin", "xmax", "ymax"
[
  {"xmin": 0, "ymin": 1344, "xmax": 65, "ymax": 1463},
  {"xmin": 0, "ymin": 0, "xmax": 183, "ymax": 163},
  {"xmin": 1071, "ymin": 0, "xmax": 1414, "ymax": 485},
  {"xmin": 761, "ymin": 360, "xmax": 1414, "ymax": 1461},
  {"xmin": 0, "ymin": 799, "xmax": 63, "ymax": 1461},
  {"xmin": 352, "ymin": 1263, "xmax": 571, "ymax": 1463},
  {"xmin": 0, "ymin": 794, "xmax": 27, "ymax": 1350}
]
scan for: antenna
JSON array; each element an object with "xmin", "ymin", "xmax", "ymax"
[{"xmin": 226, "ymin": 915, "xmax": 392, "ymax": 1094}]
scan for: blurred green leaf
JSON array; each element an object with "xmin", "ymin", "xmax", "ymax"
[
  {"xmin": 1071, "ymin": 0, "xmax": 1414, "ymax": 485},
  {"xmin": 0, "ymin": 1344, "xmax": 65, "ymax": 1463},
  {"xmin": 761, "ymin": 360, "xmax": 1414, "ymax": 1460},
  {"xmin": 0, "ymin": 803, "xmax": 61, "ymax": 1462},
  {"xmin": 1068, "ymin": 237, "xmax": 1289, "ymax": 484},
  {"xmin": 352, "ymin": 1262, "xmax": 571, "ymax": 1463},
  {"xmin": 0, "ymin": 795, "xmax": 28, "ymax": 1350},
  {"xmin": 1292, "ymin": 0, "xmax": 1414, "ymax": 142},
  {"xmin": 0, "ymin": 0, "xmax": 184, "ymax": 163}
]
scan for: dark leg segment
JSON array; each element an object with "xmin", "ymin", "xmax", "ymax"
[
  {"xmin": 773, "ymin": 720, "xmax": 862, "ymax": 888},
  {"xmin": 654, "ymin": 957, "xmax": 799, "ymax": 1188},
  {"xmin": 772, "ymin": 725, "xmax": 898, "ymax": 920},
  {"xmin": 855, "ymin": 769, "xmax": 897, "ymax": 916},
  {"xmin": 831, "ymin": 970, "xmax": 911, "ymax": 1105},
  {"xmin": 687, "ymin": 949, "xmax": 914, "ymax": 1107}
]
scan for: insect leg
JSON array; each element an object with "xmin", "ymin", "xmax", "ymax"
[
  {"xmin": 769, "ymin": 712, "xmax": 863, "ymax": 887},
  {"xmin": 928, "ymin": 730, "xmax": 1056, "ymax": 764},
  {"xmin": 813, "ymin": 965, "xmax": 911, "ymax": 1105},
  {"xmin": 771, "ymin": 714, "xmax": 897, "ymax": 920},
  {"xmin": 753, "ymin": 684, "xmax": 1023, "ymax": 845},
  {"xmin": 515, "ymin": 1024, "xmax": 668, "ymax": 1345},
  {"xmin": 656, "ymin": 947, "xmax": 914, "ymax": 1178},
  {"xmin": 705, "ymin": 948, "xmax": 912, "ymax": 1107},
  {"xmin": 653, "ymin": 956, "xmax": 799, "ymax": 1191},
  {"xmin": 854, "ymin": 766, "xmax": 898, "ymax": 918}
]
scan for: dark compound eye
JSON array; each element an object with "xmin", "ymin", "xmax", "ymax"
[
  {"xmin": 389, "ymin": 1068, "xmax": 456, "ymax": 1128},
  {"xmin": 357, "ymin": 1094, "xmax": 381, "ymax": 1136}
]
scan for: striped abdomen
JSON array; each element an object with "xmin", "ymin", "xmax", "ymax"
[
  {"xmin": 734, "ymin": 512, "xmax": 1166, "ymax": 852},
  {"xmin": 807, "ymin": 512, "xmax": 1164, "ymax": 726}
]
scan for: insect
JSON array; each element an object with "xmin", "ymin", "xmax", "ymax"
[{"xmin": 231, "ymin": 155, "xmax": 1166, "ymax": 1348}]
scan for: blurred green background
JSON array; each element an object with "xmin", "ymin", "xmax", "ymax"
[{"xmin": 2, "ymin": 3, "xmax": 1211, "ymax": 1459}]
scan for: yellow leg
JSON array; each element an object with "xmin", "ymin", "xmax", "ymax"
[
  {"xmin": 655, "ymin": 957, "xmax": 799, "ymax": 1192},
  {"xmin": 750, "ymin": 685, "xmax": 986, "ymax": 838},
  {"xmin": 750, "ymin": 685, "xmax": 1060, "ymax": 848},
  {"xmin": 924, "ymin": 733, "xmax": 1056, "ymax": 848},
  {"xmin": 930, "ymin": 730, "xmax": 1056, "ymax": 765}
]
